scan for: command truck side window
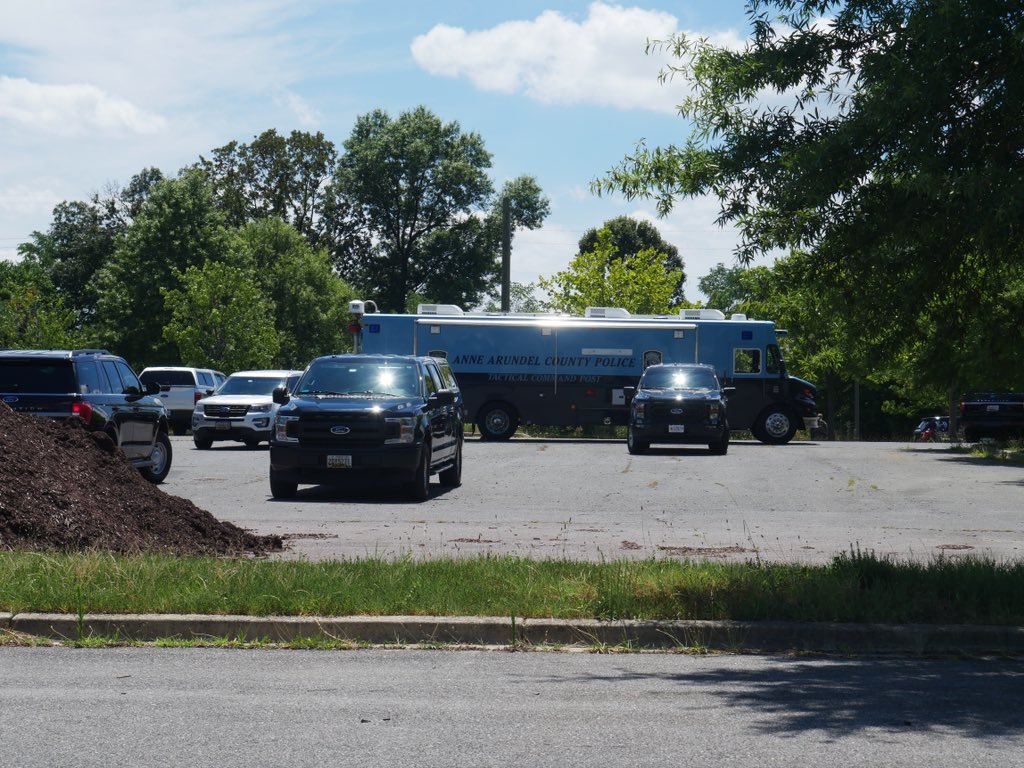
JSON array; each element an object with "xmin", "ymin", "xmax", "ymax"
[
  {"xmin": 643, "ymin": 350, "xmax": 663, "ymax": 369},
  {"xmin": 733, "ymin": 348, "xmax": 762, "ymax": 374},
  {"xmin": 766, "ymin": 345, "xmax": 781, "ymax": 374}
]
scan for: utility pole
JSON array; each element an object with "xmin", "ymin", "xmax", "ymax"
[{"xmin": 501, "ymin": 196, "xmax": 511, "ymax": 312}]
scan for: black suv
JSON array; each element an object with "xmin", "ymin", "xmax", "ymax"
[
  {"xmin": 268, "ymin": 354, "xmax": 464, "ymax": 500},
  {"xmin": 625, "ymin": 363, "xmax": 733, "ymax": 455},
  {"xmin": 0, "ymin": 349, "xmax": 173, "ymax": 483}
]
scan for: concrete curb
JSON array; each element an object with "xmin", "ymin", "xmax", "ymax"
[{"xmin": 3, "ymin": 612, "xmax": 1024, "ymax": 654}]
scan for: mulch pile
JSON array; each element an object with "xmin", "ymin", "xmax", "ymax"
[{"xmin": 0, "ymin": 403, "xmax": 281, "ymax": 556}]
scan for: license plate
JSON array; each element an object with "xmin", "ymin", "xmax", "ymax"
[
  {"xmin": 668, "ymin": 424, "xmax": 686, "ymax": 434},
  {"xmin": 215, "ymin": 422, "xmax": 231, "ymax": 431},
  {"xmin": 327, "ymin": 454, "xmax": 352, "ymax": 469},
  {"xmin": 987, "ymin": 404, "xmax": 999, "ymax": 412}
]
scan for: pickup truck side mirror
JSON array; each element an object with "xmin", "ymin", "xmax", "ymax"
[
  {"xmin": 623, "ymin": 386, "xmax": 637, "ymax": 402},
  {"xmin": 272, "ymin": 386, "xmax": 290, "ymax": 405},
  {"xmin": 722, "ymin": 386, "xmax": 737, "ymax": 396},
  {"xmin": 428, "ymin": 389, "xmax": 455, "ymax": 406}
]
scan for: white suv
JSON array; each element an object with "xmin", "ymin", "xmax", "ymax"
[{"xmin": 191, "ymin": 369, "xmax": 303, "ymax": 449}]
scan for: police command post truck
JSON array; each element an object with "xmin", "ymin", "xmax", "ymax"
[{"xmin": 351, "ymin": 301, "xmax": 819, "ymax": 444}]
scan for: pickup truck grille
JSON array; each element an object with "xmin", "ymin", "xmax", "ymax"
[
  {"xmin": 296, "ymin": 412, "xmax": 389, "ymax": 446},
  {"xmin": 648, "ymin": 402, "xmax": 706, "ymax": 419},
  {"xmin": 203, "ymin": 404, "xmax": 249, "ymax": 417}
]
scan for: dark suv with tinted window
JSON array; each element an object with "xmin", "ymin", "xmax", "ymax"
[
  {"xmin": 269, "ymin": 354, "xmax": 463, "ymax": 500},
  {"xmin": 0, "ymin": 349, "xmax": 172, "ymax": 483}
]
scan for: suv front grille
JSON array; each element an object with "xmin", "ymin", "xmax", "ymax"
[
  {"xmin": 204, "ymin": 404, "xmax": 249, "ymax": 417},
  {"xmin": 296, "ymin": 411, "xmax": 390, "ymax": 446}
]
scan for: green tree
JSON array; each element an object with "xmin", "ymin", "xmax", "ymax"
[
  {"xmin": 577, "ymin": 216, "xmax": 685, "ymax": 305},
  {"xmin": 0, "ymin": 259, "xmax": 80, "ymax": 348},
  {"xmin": 162, "ymin": 261, "xmax": 278, "ymax": 372},
  {"xmin": 197, "ymin": 129, "xmax": 337, "ymax": 246},
  {"xmin": 539, "ymin": 228, "xmax": 681, "ymax": 315},
  {"xmin": 483, "ymin": 281, "xmax": 546, "ymax": 313},
  {"xmin": 232, "ymin": 218, "xmax": 357, "ymax": 366},
  {"xmin": 328, "ymin": 106, "xmax": 496, "ymax": 312},
  {"xmin": 93, "ymin": 169, "xmax": 232, "ymax": 367},
  {"xmin": 598, "ymin": 0, "xmax": 1024, "ymax": 391}
]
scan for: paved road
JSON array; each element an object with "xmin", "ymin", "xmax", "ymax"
[
  {"xmin": 3, "ymin": 647, "xmax": 1021, "ymax": 767},
  {"xmin": 161, "ymin": 437, "xmax": 1024, "ymax": 564}
]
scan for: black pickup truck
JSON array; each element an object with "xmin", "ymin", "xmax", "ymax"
[
  {"xmin": 268, "ymin": 354, "xmax": 464, "ymax": 500},
  {"xmin": 959, "ymin": 392, "xmax": 1024, "ymax": 442}
]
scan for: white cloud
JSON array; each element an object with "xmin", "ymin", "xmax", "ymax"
[
  {"xmin": 0, "ymin": 76, "xmax": 166, "ymax": 136},
  {"xmin": 0, "ymin": 182, "xmax": 62, "ymax": 217},
  {"xmin": 411, "ymin": 2, "xmax": 744, "ymax": 113}
]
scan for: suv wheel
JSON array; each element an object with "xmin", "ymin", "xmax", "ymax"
[
  {"xmin": 193, "ymin": 434, "xmax": 213, "ymax": 450},
  {"xmin": 439, "ymin": 437, "xmax": 463, "ymax": 488},
  {"xmin": 140, "ymin": 431, "xmax": 173, "ymax": 484},
  {"xmin": 407, "ymin": 446, "xmax": 431, "ymax": 501}
]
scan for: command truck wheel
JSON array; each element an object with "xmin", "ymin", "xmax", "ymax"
[
  {"xmin": 140, "ymin": 431, "xmax": 172, "ymax": 484},
  {"xmin": 754, "ymin": 407, "xmax": 797, "ymax": 445},
  {"xmin": 477, "ymin": 402, "xmax": 519, "ymax": 441},
  {"xmin": 626, "ymin": 426, "xmax": 648, "ymax": 455}
]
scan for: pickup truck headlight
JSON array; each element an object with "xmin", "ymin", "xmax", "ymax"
[
  {"xmin": 633, "ymin": 402, "xmax": 646, "ymax": 419},
  {"xmin": 708, "ymin": 402, "xmax": 721, "ymax": 420},
  {"xmin": 385, "ymin": 416, "xmax": 416, "ymax": 444},
  {"xmin": 275, "ymin": 414, "xmax": 299, "ymax": 443}
]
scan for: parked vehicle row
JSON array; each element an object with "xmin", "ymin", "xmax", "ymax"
[{"xmin": 191, "ymin": 369, "xmax": 303, "ymax": 450}]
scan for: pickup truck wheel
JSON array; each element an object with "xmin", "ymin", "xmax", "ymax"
[
  {"xmin": 269, "ymin": 469, "xmax": 297, "ymax": 500},
  {"xmin": 626, "ymin": 426, "xmax": 648, "ymax": 455},
  {"xmin": 193, "ymin": 434, "xmax": 213, "ymax": 450},
  {"xmin": 140, "ymin": 431, "xmax": 172, "ymax": 484},
  {"xmin": 439, "ymin": 437, "xmax": 463, "ymax": 487},
  {"xmin": 477, "ymin": 402, "xmax": 518, "ymax": 441},
  {"xmin": 754, "ymin": 407, "xmax": 797, "ymax": 445},
  {"xmin": 407, "ymin": 446, "xmax": 431, "ymax": 501}
]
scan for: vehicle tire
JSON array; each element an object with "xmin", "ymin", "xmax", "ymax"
[
  {"xmin": 708, "ymin": 436, "xmax": 729, "ymax": 455},
  {"xmin": 269, "ymin": 469, "xmax": 297, "ymax": 500},
  {"xmin": 407, "ymin": 446, "xmax": 432, "ymax": 501},
  {"xmin": 626, "ymin": 426, "xmax": 648, "ymax": 455},
  {"xmin": 140, "ymin": 430, "xmax": 173, "ymax": 484},
  {"xmin": 439, "ymin": 436, "xmax": 463, "ymax": 487},
  {"xmin": 754, "ymin": 407, "xmax": 797, "ymax": 445},
  {"xmin": 477, "ymin": 402, "xmax": 519, "ymax": 441},
  {"xmin": 243, "ymin": 436, "xmax": 261, "ymax": 449},
  {"xmin": 193, "ymin": 434, "xmax": 213, "ymax": 450}
]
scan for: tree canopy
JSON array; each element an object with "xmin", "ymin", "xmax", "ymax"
[{"xmin": 577, "ymin": 216, "xmax": 685, "ymax": 305}]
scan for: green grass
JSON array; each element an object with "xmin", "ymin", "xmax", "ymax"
[{"xmin": 2, "ymin": 549, "xmax": 1023, "ymax": 625}]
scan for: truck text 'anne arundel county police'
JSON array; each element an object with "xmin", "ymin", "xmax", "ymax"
[{"xmin": 349, "ymin": 301, "xmax": 819, "ymax": 445}]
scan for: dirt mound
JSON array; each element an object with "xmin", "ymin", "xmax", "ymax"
[{"xmin": 0, "ymin": 403, "xmax": 280, "ymax": 556}]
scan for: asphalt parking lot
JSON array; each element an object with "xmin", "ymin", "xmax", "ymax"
[{"xmin": 161, "ymin": 436, "xmax": 1024, "ymax": 564}]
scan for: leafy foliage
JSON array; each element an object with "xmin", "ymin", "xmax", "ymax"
[
  {"xmin": 577, "ymin": 216, "xmax": 686, "ymax": 304},
  {"xmin": 0, "ymin": 260, "xmax": 80, "ymax": 349},
  {"xmin": 539, "ymin": 228, "xmax": 682, "ymax": 315},
  {"xmin": 162, "ymin": 261, "xmax": 279, "ymax": 372}
]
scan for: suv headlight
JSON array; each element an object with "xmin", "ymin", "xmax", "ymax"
[
  {"xmin": 385, "ymin": 416, "xmax": 416, "ymax": 444},
  {"xmin": 249, "ymin": 403, "xmax": 272, "ymax": 413},
  {"xmin": 275, "ymin": 414, "xmax": 299, "ymax": 443}
]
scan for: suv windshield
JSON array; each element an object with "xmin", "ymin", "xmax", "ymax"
[
  {"xmin": 641, "ymin": 367, "xmax": 718, "ymax": 392},
  {"xmin": 0, "ymin": 360, "xmax": 76, "ymax": 393},
  {"xmin": 297, "ymin": 361, "xmax": 421, "ymax": 398},
  {"xmin": 217, "ymin": 376, "xmax": 290, "ymax": 396}
]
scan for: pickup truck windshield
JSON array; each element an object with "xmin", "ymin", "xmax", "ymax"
[
  {"xmin": 297, "ymin": 362, "xmax": 421, "ymax": 398},
  {"xmin": 641, "ymin": 368, "xmax": 718, "ymax": 392}
]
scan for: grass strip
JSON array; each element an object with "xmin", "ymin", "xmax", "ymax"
[{"xmin": 1, "ymin": 549, "xmax": 1023, "ymax": 625}]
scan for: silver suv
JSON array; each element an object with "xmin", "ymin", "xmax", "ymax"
[{"xmin": 191, "ymin": 369, "xmax": 303, "ymax": 449}]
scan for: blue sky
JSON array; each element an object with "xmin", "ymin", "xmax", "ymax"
[{"xmin": 0, "ymin": 1, "xmax": 760, "ymax": 303}]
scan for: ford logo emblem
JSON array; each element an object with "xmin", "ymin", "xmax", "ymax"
[
  {"xmin": 670, "ymin": 407, "xmax": 683, "ymax": 415},
  {"xmin": 330, "ymin": 425, "xmax": 351, "ymax": 435},
  {"xmin": 2, "ymin": 395, "xmax": 17, "ymax": 403}
]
